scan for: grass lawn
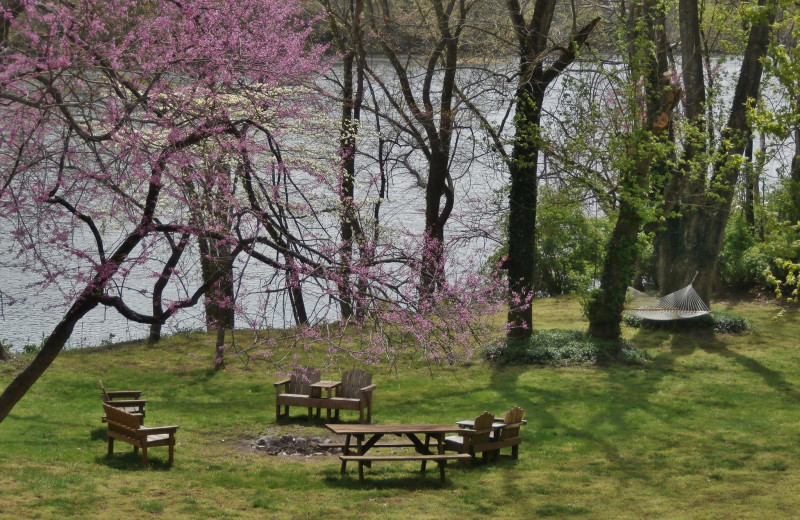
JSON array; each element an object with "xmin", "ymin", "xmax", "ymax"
[{"xmin": 1, "ymin": 297, "xmax": 799, "ymax": 519}]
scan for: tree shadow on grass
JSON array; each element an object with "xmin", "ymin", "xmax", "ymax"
[
  {"xmin": 321, "ymin": 461, "xmax": 487, "ymax": 490},
  {"xmin": 478, "ymin": 322, "xmax": 800, "ymax": 514}
]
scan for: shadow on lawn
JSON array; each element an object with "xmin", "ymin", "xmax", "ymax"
[
  {"xmin": 321, "ymin": 459, "xmax": 497, "ymax": 490},
  {"xmin": 481, "ymin": 324, "xmax": 800, "ymax": 514},
  {"xmin": 95, "ymin": 451, "xmax": 175, "ymax": 471}
]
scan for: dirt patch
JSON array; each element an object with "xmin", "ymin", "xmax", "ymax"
[{"xmin": 243, "ymin": 433, "xmax": 342, "ymax": 457}]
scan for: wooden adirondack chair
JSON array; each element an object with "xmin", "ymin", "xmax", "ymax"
[
  {"xmin": 443, "ymin": 411, "xmax": 496, "ymax": 463},
  {"xmin": 328, "ymin": 368, "xmax": 376, "ymax": 424},
  {"xmin": 102, "ymin": 403, "xmax": 178, "ymax": 465},
  {"xmin": 491, "ymin": 406, "xmax": 525, "ymax": 459},
  {"xmin": 99, "ymin": 378, "xmax": 146, "ymax": 424},
  {"xmin": 274, "ymin": 367, "xmax": 322, "ymax": 420}
]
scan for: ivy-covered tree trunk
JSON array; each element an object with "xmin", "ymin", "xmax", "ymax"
[
  {"xmin": 587, "ymin": 0, "xmax": 680, "ymax": 340},
  {"xmin": 504, "ymin": 0, "xmax": 599, "ymax": 338},
  {"xmin": 506, "ymin": 89, "xmax": 542, "ymax": 338}
]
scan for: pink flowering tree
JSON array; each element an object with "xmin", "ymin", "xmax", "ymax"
[
  {"xmin": 0, "ymin": 0, "xmax": 511, "ymax": 424},
  {"xmin": 0, "ymin": 0, "xmax": 329, "ymax": 421}
]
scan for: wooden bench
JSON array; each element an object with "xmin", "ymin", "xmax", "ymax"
[
  {"xmin": 102, "ymin": 403, "xmax": 178, "ymax": 465},
  {"xmin": 99, "ymin": 378, "xmax": 146, "ymax": 424},
  {"xmin": 275, "ymin": 368, "xmax": 376, "ymax": 424},
  {"xmin": 339, "ymin": 453, "xmax": 472, "ymax": 482}
]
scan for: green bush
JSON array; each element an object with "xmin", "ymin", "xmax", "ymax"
[
  {"xmin": 718, "ymin": 214, "xmax": 770, "ymax": 290},
  {"xmin": 622, "ymin": 310, "xmax": 750, "ymax": 333},
  {"xmin": 484, "ymin": 329, "xmax": 649, "ymax": 366}
]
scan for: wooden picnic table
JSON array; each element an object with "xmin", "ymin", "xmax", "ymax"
[{"xmin": 325, "ymin": 423, "xmax": 471, "ymax": 482}]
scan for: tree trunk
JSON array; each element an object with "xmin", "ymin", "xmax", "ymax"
[
  {"xmin": 654, "ymin": 0, "xmax": 708, "ymax": 294},
  {"xmin": 148, "ymin": 233, "xmax": 190, "ymax": 344},
  {"xmin": 0, "ymin": 296, "xmax": 98, "ymax": 422},
  {"xmin": 199, "ymin": 236, "xmax": 235, "ymax": 332},
  {"xmin": 420, "ymin": 149, "xmax": 453, "ymax": 299},
  {"xmin": 506, "ymin": 88, "xmax": 542, "ymax": 337},
  {"xmin": 504, "ymin": 0, "xmax": 599, "ymax": 338},
  {"xmin": 338, "ymin": 51, "xmax": 357, "ymax": 320},
  {"xmin": 328, "ymin": 0, "xmax": 366, "ymax": 320},
  {"xmin": 789, "ymin": 126, "xmax": 800, "ymax": 224},
  {"xmin": 587, "ymin": 0, "xmax": 680, "ymax": 339},
  {"xmin": 692, "ymin": 0, "xmax": 777, "ymax": 302}
]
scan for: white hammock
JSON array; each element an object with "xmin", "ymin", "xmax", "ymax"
[{"xmin": 624, "ymin": 282, "xmax": 710, "ymax": 321}]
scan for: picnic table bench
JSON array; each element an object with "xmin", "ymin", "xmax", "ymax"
[{"xmin": 326, "ymin": 423, "xmax": 471, "ymax": 482}]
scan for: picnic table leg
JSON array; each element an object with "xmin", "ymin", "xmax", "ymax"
[
  {"xmin": 420, "ymin": 434, "xmax": 433, "ymax": 472},
  {"xmin": 438, "ymin": 460, "xmax": 446, "ymax": 483},
  {"xmin": 340, "ymin": 434, "xmax": 352, "ymax": 474},
  {"xmin": 107, "ymin": 437, "xmax": 114, "ymax": 456}
]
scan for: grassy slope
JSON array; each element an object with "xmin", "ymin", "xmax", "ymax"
[{"xmin": 1, "ymin": 298, "xmax": 799, "ymax": 519}]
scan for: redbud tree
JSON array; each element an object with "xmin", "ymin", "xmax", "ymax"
[
  {"xmin": 0, "ymin": 0, "xmax": 329, "ymax": 421},
  {"xmin": 0, "ymin": 0, "xmax": 509, "ymax": 423}
]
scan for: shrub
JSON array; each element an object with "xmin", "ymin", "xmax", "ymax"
[
  {"xmin": 718, "ymin": 214, "xmax": 770, "ymax": 290},
  {"xmin": 484, "ymin": 329, "xmax": 649, "ymax": 366},
  {"xmin": 622, "ymin": 311, "xmax": 750, "ymax": 333}
]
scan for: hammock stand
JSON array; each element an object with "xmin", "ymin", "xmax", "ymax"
[{"xmin": 624, "ymin": 277, "xmax": 710, "ymax": 321}]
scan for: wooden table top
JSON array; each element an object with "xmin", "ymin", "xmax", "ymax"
[
  {"xmin": 310, "ymin": 380, "xmax": 340, "ymax": 388},
  {"xmin": 325, "ymin": 423, "xmax": 463, "ymax": 435}
]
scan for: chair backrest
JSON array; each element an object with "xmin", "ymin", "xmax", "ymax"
[
  {"xmin": 497, "ymin": 406, "xmax": 524, "ymax": 440},
  {"xmin": 102, "ymin": 403, "xmax": 141, "ymax": 430},
  {"xmin": 339, "ymin": 369, "xmax": 372, "ymax": 398},
  {"xmin": 99, "ymin": 378, "xmax": 110, "ymax": 402},
  {"xmin": 288, "ymin": 367, "xmax": 321, "ymax": 394},
  {"xmin": 471, "ymin": 411, "xmax": 495, "ymax": 444}
]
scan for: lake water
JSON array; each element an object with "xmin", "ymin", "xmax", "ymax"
[{"xmin": 0, "ymin": 57, "xmax": 792, "ymax": 352}]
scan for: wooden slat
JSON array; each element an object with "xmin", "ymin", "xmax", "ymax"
[
  {"xmin": 326, "ymin": 423, "xmax": 462, "ymax": 435},
  {"xmin": 340, "ymin": 368, "xmax": 371, "ymax": 399},
  {"xmin": 288, "ymin": 367, "xmax": 321, "ymax": 394},
  {"xmin": 340, "ymin": 454, "xmax": 471, "ymax": 462},
  {"xmin": 325, "ymin": 442, "xmax": 416, "ymax": 449}
]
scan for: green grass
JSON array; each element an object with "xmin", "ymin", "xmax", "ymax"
[{"xmin": 2, "ymin": 297, "xmax": 800, "ymax": 519}]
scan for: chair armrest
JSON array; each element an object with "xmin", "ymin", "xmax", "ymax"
[
  {"xmin": 359, "ymin": 384, "xmax": 377, "ymax": 394},
  {"xmin": 140, "ymin": 425, "xmax": 179, "ymax": 434},
  {"xmin": 459, "ymin": 427, "xmax": 494, "ymax": 437},
  {"xmin": 273, "ymin": 378, "xmax": 290, "ymax": 390},
  {"xmin": 104, "ymin": 399, "xmax": 147, "ymax": 408},
  {"xmin": 105, "ymin": 390, "xmax": 142, "ymax": 399}
]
